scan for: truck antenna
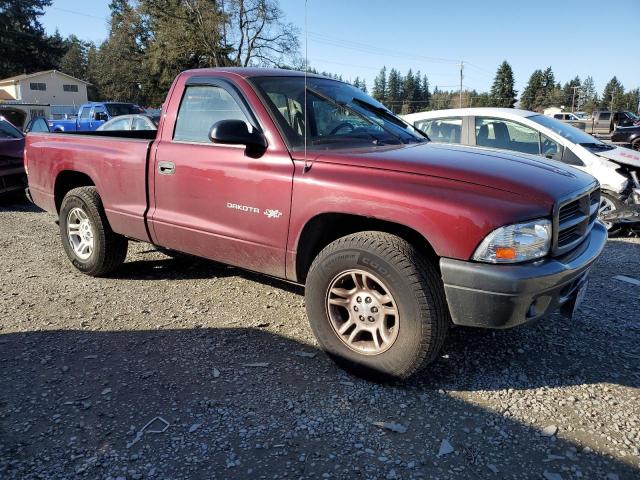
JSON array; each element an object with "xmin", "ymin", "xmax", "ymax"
[{"xmin": 303, "ymin": 0, "xmax": 311, "ymax": 173}]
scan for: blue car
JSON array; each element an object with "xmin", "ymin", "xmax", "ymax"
[{"xmin": 48, "ymin": 102, "xmax": 144, "ymax": 132}]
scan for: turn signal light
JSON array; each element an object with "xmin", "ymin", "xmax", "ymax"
[{"xmin": 495, "ymin": 247, "xmax": 516, "ymax": 260}]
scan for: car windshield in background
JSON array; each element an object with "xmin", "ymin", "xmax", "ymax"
[
  {"xmin": 105, "ymin": 103, "xmax": 143, "ymax": 117},
  {"xmin": 0, "ymin": 119, "xmax": 24, "ymax": 139},
  {"xmin": 250, "ymin": 76, "xmax": 427, "ymax": 150},
  {"xmin": 528, "ymin": 114, "xmax": 613, "ymax": 150}
]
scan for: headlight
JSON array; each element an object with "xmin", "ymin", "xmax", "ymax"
[{"xmin": 473, "ymin": 219, "xmax": 552, "ymax": 263}]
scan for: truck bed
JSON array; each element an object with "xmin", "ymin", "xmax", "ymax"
[{"xmin": 26, "ymin": 132, "xmax": 155, "ymax": 242}]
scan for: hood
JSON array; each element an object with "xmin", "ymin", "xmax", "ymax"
[
  {"xmin": 312, "ymin": 142, "xmax": 596, "ymax": 204},
  {"xmin": 592, "ymin": 146, "xmax": 640, "ymax": 168}
]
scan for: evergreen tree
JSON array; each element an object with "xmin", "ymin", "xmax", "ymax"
[
  {"xmin": 520, "ymin": 69, "xmax": 544, "ymax": 110},
  {"xmin": 490, "ymin": 61, "xmax": 517, "ymax": 107},
  {"xmin": 372, "ymin": 66, "xmax": 387, "ymax": 103},
  {"xmin": 562, "ymin": 76, "xmax": 581, "ymax": 110},
  {"xmin": 601, "ymin": 76, "xmax": 625, "ymax": 111},
  {"xmin": 58, "ymin": 35, "xmax": 89, "ymax": 80},
  {"xmin": 386, "ymin": 68, "xmax": 402, "ymax": 113},
  {"xmin": 580, "ymin": 76, "xmax": 598, "ymax": 114},
  {"xmin": 0, "ymin": 0, "xmax": 66, "ymax": 77},
  {"xmin": 401, "ymin": 69, "xmax": 417, "ymax": 114},
  {"xmin": 421, "ymin": 74, "xmax": 430, "ymax": 109}
]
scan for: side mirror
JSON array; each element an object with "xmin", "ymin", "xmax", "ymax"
[{"xmin": 209, "ymin": 119, "xmax": 267, "ymax": 155}]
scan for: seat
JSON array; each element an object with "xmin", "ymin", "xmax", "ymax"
[
  {"xmin": 492, "ymin": 122, "xmax": 511, "ymax": 149},
  {"xmin": 476, "ymin": 124, "xmax": 489, "ymax": 146}
]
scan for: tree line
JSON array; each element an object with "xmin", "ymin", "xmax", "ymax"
[
  {"xmin": 2, "ymin": 1, "xmax": 638, "ymax": 114},
  {"xmin": 1, "ymin": 0, "xmax": 300, "ymax": 106}
]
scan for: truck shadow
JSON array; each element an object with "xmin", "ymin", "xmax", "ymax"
[
  {"xmin": 0, "ymin": 327, "xmax": 636, "ymax": 479},
  {"xmin": 110, "ymin": 241, "xmax": 640, "ymax": 395}
]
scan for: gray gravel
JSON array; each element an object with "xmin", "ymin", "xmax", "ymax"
[{"xmin": 1, "ymin": 196, "xmax": 639, "ymax": 479}]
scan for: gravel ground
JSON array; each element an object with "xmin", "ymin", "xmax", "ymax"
[{"xmin": 1, "ymin": 196, "xmax": 639, "ymax": 480}]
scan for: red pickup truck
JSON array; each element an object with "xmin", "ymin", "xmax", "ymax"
[{"xmin": 25, "ymin": 68, "xmax": 607, "ymax": 380}]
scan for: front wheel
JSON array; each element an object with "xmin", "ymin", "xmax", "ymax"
[
  {"xmin": 598, "ymin": 192, "xmax": 623, "ymax": 236},
  {"xmin": 59, "ymin": 186, "xmax": 128, "ymax": 276},
  {"xmin": 305, "ymin": 232, "xmax": 449, "ymax": 381}
]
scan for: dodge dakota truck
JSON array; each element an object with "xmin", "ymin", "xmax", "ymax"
[{"xmin": 25, "ymin": 68, "xmax": 607, "ymax": 380}]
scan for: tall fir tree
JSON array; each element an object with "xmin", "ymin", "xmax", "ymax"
[
  {"xmin": 489, "ymin": 61, "xmax": 517, "ymax": 108},
  {"xmin": 372, "ymin": 66, "xmax": 387, "ymax": 103},
  {"xmin": 387, "ymin": 68, "xmax": 402, "ymax": 113},
  {"xmin": 601, "ymin": 76, "xmax": 625, "ymax": 111},
  {"xmin": 520, "ymin": 69, "xmax": 544, "ymax": 110}
]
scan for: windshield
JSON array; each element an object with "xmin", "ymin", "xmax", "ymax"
[
  {"xmin": 625, "ymin": 111, "xmax": 639, "ymax": 121},
  {"xmin": 250, "ymin": 76, "xmax": 427, "ymax": 150},
  {"xmin": 0, "ymin": 119, "xmax": 23, "ymax": 139},
  {"xmin": 529, "ymin": 114, "xmax": 607, "ymax": 146},
  {"xmin": 104, "ymin": 103, "xmax": 144, "ymax": 117}
]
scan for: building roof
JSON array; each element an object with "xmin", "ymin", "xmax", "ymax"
[{"xmin": 0, "ymin": 70, "xmax": 90, "ymax": 85}]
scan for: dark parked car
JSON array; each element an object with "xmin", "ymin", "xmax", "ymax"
[
  {"xmin": 612, "ymin": 125, "xmax": 640, "ymax": 151},
  {"xmin": 0, "ymin": 117, "xmax": 25, "ymax": 196}
]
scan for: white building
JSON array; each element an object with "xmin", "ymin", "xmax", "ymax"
[
  {"xmin": 0, "ymin": 70, "xmax": 89, "ymax": 107},
  {"xmin": 0, "ymin": 70, "xmax": 90, "ymax": 129}
]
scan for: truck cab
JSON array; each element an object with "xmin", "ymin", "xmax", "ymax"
[{"xmin": 48, "ymin": 102, "xmax": 144, "ymax": 132}]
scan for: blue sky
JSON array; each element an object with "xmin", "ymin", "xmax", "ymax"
[{"xmin": 42, "ymin": 0, "xmax": 639, "ymax": 96}]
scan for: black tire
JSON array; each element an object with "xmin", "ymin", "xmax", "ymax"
[
  {"xmin": 632, "ymin": 139, "xmax": 640, "ymax": 152},
  {"xmin": 59, "ymin": 186, "xmax": 128, "ymax": 276},
  {"xmin": 305, "ymin": 231, "xmax": 449, "ymax": 381},
  {"xmin": 599, "ymin": 192, "xmax": 624, "ymax": 237}
]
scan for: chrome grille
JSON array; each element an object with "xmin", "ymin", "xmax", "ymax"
[{"xmin": 553, "ymin": 186, "xmax": 599, "ymax": 256}]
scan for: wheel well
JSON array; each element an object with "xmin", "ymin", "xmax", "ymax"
[
  {"xmin": 295, "ymin": 213, "xmax": 438, "ymax": 283},
  {"xmin": 54, "ymin": 171, "xmax": 95, "ymax": 213}
]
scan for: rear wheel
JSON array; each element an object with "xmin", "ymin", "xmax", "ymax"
[
  {"xmin": 632, "ymin": 139, "xmax": 640, "ymax": 152},
  {"xmin": 305, "ymin": 232, "xmax": 449, "ymax": 381},
  {"xmin": 59, "ymin": 186, "xmax": 128, "ymax": 276}
]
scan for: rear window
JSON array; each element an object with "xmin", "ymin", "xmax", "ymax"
[
  {"xmin": 105, "ymin": 103, "xmax": 143, "ymax": 117},
  {"xmin": 173, "ymin": 85, "xmax": 249, "ymax": 143}
]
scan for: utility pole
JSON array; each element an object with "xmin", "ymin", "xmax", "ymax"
[
  {"xmin": 459, "ymin": 61, "xmax": 464, "ymax": 108},
  {"xmin": 571, "ymin": 86, "xmax": 581, "ymax": 112}
]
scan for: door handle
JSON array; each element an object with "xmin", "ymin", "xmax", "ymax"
[{"xmin": 158, "ymin": 161, "xmax": 175, "ymax": 175}]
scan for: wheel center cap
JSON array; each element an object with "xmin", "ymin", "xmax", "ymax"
[{"xmin": 351, "ymin": 291, "xmax": 381, "ymax": 323}]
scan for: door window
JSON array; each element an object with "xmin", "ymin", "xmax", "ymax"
[
  {"xmin": 599, "ymin": 112, "xmax": 611, "ymax": 121},
  {"xmin": 79, "ymin": 107, "xmax": 91, "ymax": 121},
  {"xmin": 174, "ymin": 85, "xmax": 249, "ymax": 143},
  {"xmin": 415, "ymin": 118, "xmax": 462, "ymax": 144},
  {"xmin": 540, "ymin": 134, "xmax": 563, "ymax": 161},
  {"xmin": 475, "ymin": 117, "xmax": 540, "ymax": 155}
]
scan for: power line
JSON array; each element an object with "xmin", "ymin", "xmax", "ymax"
[{"xmin": 48, "ymin": 6, "xmax": 109, "ymax": 21}]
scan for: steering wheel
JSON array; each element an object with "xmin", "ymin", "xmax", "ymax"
[{"xmin": 329, "ymin": 122, "xmax": 355, "ymax": 135}]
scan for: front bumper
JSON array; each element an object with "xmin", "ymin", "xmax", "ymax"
[{"xmin": 440, "ymin": 221, "xmax": 608, "ymax": 329}]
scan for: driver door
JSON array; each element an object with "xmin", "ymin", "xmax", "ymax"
[{"xmin": 149, "ymin": 79, "xmax": 294, "ymax": 277}]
